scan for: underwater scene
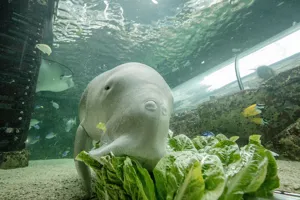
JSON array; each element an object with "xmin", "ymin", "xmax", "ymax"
[{"xmin": 1, "ymin": 0, "xmax": 300, "ymax": 199}]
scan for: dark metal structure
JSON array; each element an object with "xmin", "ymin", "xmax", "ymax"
[{"xmin": 0, "ymin": 0, "xmax": 56, "ymax": 169}]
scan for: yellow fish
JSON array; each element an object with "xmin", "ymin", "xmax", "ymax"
[
  {"xmin": 96, "ymin": 122, "xmax": 107, "ymax": 132},
  {"xmin": 242, "ymin": 104, "xmax": 264, "ymax": 117},
  {"xmin": 250, "ymin": 117, "xmax": 268, "ymax": 125},
  {"xmin": 35, "ymin": 44, "xmax": 52, "ymax": 56}
]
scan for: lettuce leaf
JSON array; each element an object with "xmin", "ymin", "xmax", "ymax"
[
  {"xmin": 153, "ymin": 151, "xmax": 225, "ymax": 200},
  {"xmin": 218, "ymin": 135, "xmax": 279, "ymax": 200},
  {"xmin": 77, "ymin": 134, "xmax": 280, "ymax": 200},
  {"xmin": 153, "ymin": 151, "xmax": 205, "ymax": 200},
  {"xmin": 76, "ymin": 151, "xmax": 156, "ymax": 200},
  {"xmin": 246, "ymin": 136, "xmax": 280, "ymax": 198},
  {"xmin": 168, "ymin": 134, "xmax": 197, "ymax": 152}
]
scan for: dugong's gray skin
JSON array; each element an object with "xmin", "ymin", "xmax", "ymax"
[{"xmin": 74, "ymin": 62, "xmax": 173, "ymax": 197}]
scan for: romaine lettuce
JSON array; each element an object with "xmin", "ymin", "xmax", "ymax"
[{"xmin": 76, "ymin": 134, "xmax": 280, "ymax": 200}]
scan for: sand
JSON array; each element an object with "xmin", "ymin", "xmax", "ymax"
[{"xmin": 0, "ymin": 159, "xmax": 299, "ymax": 200}]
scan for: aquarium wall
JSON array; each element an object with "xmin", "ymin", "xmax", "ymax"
[
  {"xmin": 19, "ymin": 0, "xmax": 300, "ymax": 163},
  {"xmin": 173, "ymin": 24, "xmax": 300, "ymax": 113},
  {"xmin": 1, "ymin": 0, "xmax": 300, "ymax": 199}
]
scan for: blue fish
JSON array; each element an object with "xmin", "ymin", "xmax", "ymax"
[
  {"xmin": 29, "ymin": 136, "xmax": 40, "ymax": 145},
  {"xmin": 34, "ymin": 105, "xmax": 44, "ymax": 110},
  {"xmin": 201, "ymin": 131, "xmax": 215, "ymax": 137},
  {"xmin": 62, "ymin": 150, "xmax": 70, "ymax": 157},
  {"xmin": 45, "ymin": 132, "xmax": 56, "ymax": 139},
  {"xmin": 33, "ymin": 124, "xmax": 40, "ymax": 130}
]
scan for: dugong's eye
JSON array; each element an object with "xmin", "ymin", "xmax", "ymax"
[{"xmin": 104, "ymin": 85, "xmax": 110, "ymax": 90}]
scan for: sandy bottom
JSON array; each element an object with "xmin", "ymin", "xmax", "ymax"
[{"xmin": 0, "ymin": 159, "xmax": 299, "ymax": 200}]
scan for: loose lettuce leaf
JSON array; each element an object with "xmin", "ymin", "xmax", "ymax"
[
  {"xmin": 192, "ymin": 136, "xmax": 209, "ymax": 150},
  {"xmin": 200, "ymin": 154, "xmax": 226, "ymax": 200},
  {"xmin": 219, "ymin": 143, "xmax": 269, "ymax": 200},
  {"xmin": 76, "ymin": 151, "xmax": 156, "ymax": 200},
  {"xmin": 249, "ymin": 134, "xmax": 262, "ymax": 145},
  {"xmin": 153, "ymin": 151, "xmax": 225, "ymax": 200},
  {"xmin": 175, "ymin": 159, "xmax": 205, "ymax": 200},
  {"xmin": 192, "ymin": 136, "xmax": 219, "ymax": 152},
  {"xmin": 207, "ymin": 140, "xmax": 241, "ymax": 167},
  {"xmin": 229, "ymin": 136, "xmax": 239, "ymax": 142},
  {"xmin": 123, "ymin": 157, "xmax": 156, "ymax": 200},
  {"xmin": 153, "ymin": 151, "xmax": 205, "ymax": 200},
  {"xmin": 215, "ymin": 134, "xmax": 229, "ymax": 141},
  {"xmin": 193, "ymin": 134, "xmax": 241, "ymax": 167},
  {"xmin": 168, "ymin": 134, "xmax": 197, "ymax": 152},
  {"xmin": 76, "ymin": 151, "xmax": 128, "ymax": 199},
  {"xmin": 245, "ymin": 150, "xmax": 280, "ymax": 198}
]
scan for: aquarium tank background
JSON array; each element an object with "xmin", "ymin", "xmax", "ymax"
[{"xmin": 1, "ymin": 0, "xmax": 300, "ymax": 199}]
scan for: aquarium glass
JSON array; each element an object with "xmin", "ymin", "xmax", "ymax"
[{"xmin": 1, "ymin": 0, "xmax": 300, "ymax": 199}]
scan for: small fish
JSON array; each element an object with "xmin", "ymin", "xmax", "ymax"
[
  {"xmin": 201, "ymin": 131, "xmax": 215, "ymax": 137},
  {"xmin": 51, "ymin": 101, "xmax": 59, "ymax": 109},
  {"xmin": 45, "ymin": 132, "xmax": 57, "ymax": 139},
  {"xmin": 96, "ymin": 122, "xmax": 106, "ymax": 132},
  {"xmin": 29, "ymin": 136, "xmax": 40, "ymax": 145},
  {"xmin": 62, "ymin": 150, "xmax": 70, "ymax": 157},
  {"xmin": 35, "ymin": 44, "xmax": 52, "ymax": 56},
  {"xmin": 29, "ymin": 119, "xmax": 40, "ymax": 130},
  {"xmin": 256, "ymin": 65, "xmax": 275, "ymax": 80},
  {"xmin": 33, "ymin": 124, "xmax": 40, "ymax": 130},
  {"xmin": 37, "ymin": 0, "xmax": 47, "ymax": 6},
  {"xmin": 242, "ymin": 104, "xmax": 265, "ymax": 117},
  {"xmin": 65, "ymin": 117, "xmax": 76, "ymax": 132},
  {"xmin": 34, "ymin": 105, "xmax": 44, "ymax": 110},
  {"xmin": 250, "ymin": 117, "xmax": 268, "ymax": 125},
  {"xmin": 242, "ymin": 104, "xmax": 267, "ymax": 125}
]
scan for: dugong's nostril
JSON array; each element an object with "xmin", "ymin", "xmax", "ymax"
[{"xmin": 145, "ymin": 100, "xmax": 158, "ymax": 111}]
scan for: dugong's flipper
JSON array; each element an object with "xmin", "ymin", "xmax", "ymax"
[{"xmin": 74, "ymin": 125, "xmax": 92, "ymax": 198}]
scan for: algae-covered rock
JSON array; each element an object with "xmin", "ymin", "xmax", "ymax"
[
  {"xmin": 272, "ymin": 118, "xmax": 300, "ymax": 161},
  {"xmin": 0, "ymin": 149, "xmax": 29, "ymax": 169},
  {"xmin": 170, "ymin": 65, "xmax": 300, "ymax": 160}
]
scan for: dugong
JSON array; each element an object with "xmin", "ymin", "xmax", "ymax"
[{"xmin": 74, "ymin": 62, "xmax": 173, "ymax": 197}]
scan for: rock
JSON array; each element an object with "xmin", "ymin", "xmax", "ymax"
[
  {"xmin": 273, "ymin": 118, "xmax": 300, "ymax": 161},
  {"xmin": 170, "ymin": 65, "xmax": 300, "ymax": 160},
  {"xmin": 0, "ymin": 149, "xmax": 29, "ymax": 169}
]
